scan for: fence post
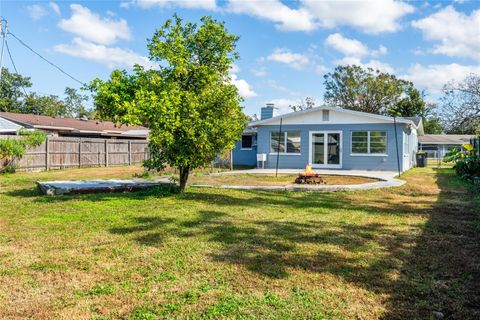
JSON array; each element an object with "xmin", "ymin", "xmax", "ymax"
[
  {"xmin": 128, "ymin": 140, "xmax": 132, "ymax": 165},
  {"xmin": 105, "ymin": 139, "xmax": 109, "ymax": 167},
  {"xmin": 45, "ymin": 137, "xmax": 50, "ymax": 170},
  {"xmin": 78, "ymin": 139, "xmax": 82, "ymax": 168}
]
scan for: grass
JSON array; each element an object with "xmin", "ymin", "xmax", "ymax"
[
  {"xmin": 0, "ymin": 166, "xmax": 479, "ymax": 319},
  {"xmin": 189, "ymin": 173, "xmax": 378, "ymax": 186}
]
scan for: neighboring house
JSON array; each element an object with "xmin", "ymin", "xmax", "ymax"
[
  {"xmin": 232, "ymin": 104, "xmax": 423, "ymax": 172},
  {"xmin": 0, "ymin": 112, "xmax": 148, "ymax": 139},
  {"xmin": 0, "ymin": 116, "xmax": 23, "ymax": 134},
  {"xmin": 418, "ymin": 134, "xmax": 475, "ymax": 159}
]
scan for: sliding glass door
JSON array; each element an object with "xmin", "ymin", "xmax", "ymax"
[{"xmin": 310, "ymin": 131, "xmax": 342, "ymax": 168}]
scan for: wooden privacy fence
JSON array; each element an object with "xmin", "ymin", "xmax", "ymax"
[{"xmin": 0, "ymin": 135, "xmax": 149, "ymax": 171}]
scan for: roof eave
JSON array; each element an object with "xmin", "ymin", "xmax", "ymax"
[{"xmin": 249, "ymin": 106, "xmax": 415, "ymax": 126}]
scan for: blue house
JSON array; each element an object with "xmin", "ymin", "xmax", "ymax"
[{"xmin": 232, "ymin": 104, "xmax": 424, "ymax": 172}]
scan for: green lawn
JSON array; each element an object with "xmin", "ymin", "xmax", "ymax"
[{"xmin": 0, "ymin": 166, "xmax": 478, "ymax": 319}]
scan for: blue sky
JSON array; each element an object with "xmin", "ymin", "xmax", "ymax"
[{"xmin": 1, "ymin": 0, "xmax": 479, "ymax": 117}]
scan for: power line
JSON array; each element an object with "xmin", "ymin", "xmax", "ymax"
[
  {"xmin": 7, "ymin": 30, "xmax": 85, "ymax": 86},
  {"xmin": 5, "ymin": 40, "xmax": 28, "ymax": 95}
]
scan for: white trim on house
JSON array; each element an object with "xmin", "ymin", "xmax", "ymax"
[
  {"xmin": 0, "ymin": 116, "xmax": 23, "ymax": 133},
  {"xmin": 250, "ymin": 106, "xmax": 417, "ymax": 128},
  {"xmin": 350, "ymin": 130, "xmax": 388, "ymax": 156},
  {"xmin": 308, "ymin": 130, "xmax": 343, "ymax": 169}
]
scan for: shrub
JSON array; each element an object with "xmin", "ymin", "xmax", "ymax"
[
  {"xmin": 454, "ymin": 156, "xmax": 480, "ymax": 180},
  {"xmin": 0, "ymin": 129, "xmax": 46, "ymax": 173},
  {"xmin": 444, "ymin": 144, "xmax": 480, "ymax": 180}
]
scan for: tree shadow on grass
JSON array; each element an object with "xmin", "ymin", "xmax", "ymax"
[
  {"xmin": 110, "ymin": 206, "xmax": 413, "ymax": 286},
  {"xmin": 107, "ymin": 169, "xmax": 479, "ymax": 318},
  {"xmin": 175, "ymin": 188, "xmax": 432, "ymax": 217},
  {"xmin": 381, "ymin": 169, "xmax": 480, "ymax": 319}
]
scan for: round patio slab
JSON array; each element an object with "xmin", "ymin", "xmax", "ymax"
[{"xmin": 190, "ymin": 170, "xmax": 405, "ymax": 192}]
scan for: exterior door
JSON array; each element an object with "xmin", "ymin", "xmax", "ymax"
[{"xmin": 309, "ymin": 131, "xmax": 342, "ymax": 168}]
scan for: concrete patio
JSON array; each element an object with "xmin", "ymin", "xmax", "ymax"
[
  {"xmin": 194, "ymin": 168, "xmax": 406, "ymax": 192},
  {"xmin": 221, "ymin": 168, "xmax": 399, "ymax": 181}
]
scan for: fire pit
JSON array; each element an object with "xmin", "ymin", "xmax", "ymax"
[{"xmin": 294, "ymin": 164, "xmax": 326, "ymax": 185}]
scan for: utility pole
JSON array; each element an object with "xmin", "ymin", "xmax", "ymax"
[{"xmin": 0, "ymin": 18, "xmax": 7, "ymax": 79}]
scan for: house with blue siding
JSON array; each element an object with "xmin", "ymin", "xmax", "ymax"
[{"xmin": 232, "ymin": 104, "xmax": 424, "ymax": 172}]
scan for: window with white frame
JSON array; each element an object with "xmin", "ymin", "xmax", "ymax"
[
  {"xmin": 270, "ymin": 131, "xmax": 301, "ymax": 153},
  {"xmin": 241, "ymin": 135, "xmax": 253, "ymax": 149},
  {"xmin": 351, "ymin": 131, "xmax": 387, "ymax": 154}
]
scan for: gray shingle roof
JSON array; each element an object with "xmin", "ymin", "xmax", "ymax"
[
  {"xmin": 418, "ymin": 134, "xmax": 476, "ymax": 145},
  {"xmin": 401, "ymin": 117, "xmax": 422, "ymax": 126}
]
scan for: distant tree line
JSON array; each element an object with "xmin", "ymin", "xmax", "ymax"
[
  {"xmin": 2, "ymin": 61, "xmax": 479, "ymax": 135},
  {"xmin": 0, "ymin": 68, "xmax": 94, "ymax": 118}
]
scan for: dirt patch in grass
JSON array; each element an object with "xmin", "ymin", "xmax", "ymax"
[{"xmin": 189, "ymin": 173, "xmax": 378, "ymax": 186}]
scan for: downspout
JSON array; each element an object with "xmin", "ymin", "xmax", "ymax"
[
  {"xmin": 393, "ymin": 116, "xmax": 401, "ymax": 177},
  {"xmin": 275, "ymin": 117, "xmax": 283, "ymax": 177}
]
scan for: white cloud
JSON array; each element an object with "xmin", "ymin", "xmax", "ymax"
[
  {"xmin": 403, "ymin": 63, "xmax": 480, "ymax": 93},
  {"xmin": 335, "ymin": 56, "xmax": 395, "ymax": 74},
  {"xmin": 325, "ymin": 33, "xmax": 387, "ymax": 58},
  {"xmin": 59, "ymin": 4, "xmax": 131, "ymax": 45},
  {"xmin": 325, "ymin": 33, "xmax": 369, "ymax": 57},
  {"xmin": 120, "ymin": 2, "xmax": 132, "ymax": 9},
  {"xmin": 315, "ymin": 65, "xmax": 328, "ymax": 74},
  {"xmin": 26, "ymin": 4, "xmax": 48, "ymax": 20},
  {"xmin": 371, "ymin": 45, "xmax": 388, "ymax": 57},
  {"xmin": 265, "ymin": 80, "xmax": 293, "ymax": 94},
  {"xmin": 49, "ymin": 2, "xmax": 61, "ymax": 15},
  {"xmin": 302, "ymin": 0, "xmax": 414, "ymax": 34},
  {"xmin": 136, "ymin": 0, "xmax": 217, "ymax": 10},
  {"xmin": 251, "ymin": 67, "xmax": 267, "ymax": 77},
  {"xmin": 229, "ymin": 64, "xmax": 257, "ymax": 98},
  {"xmin": 266, "ymin": 98, "xmax": 299, "ymax": 115},
  {"xmin": 227, "ymin": 0, "xmax": 413, "ymax": 33},
  {"xmin": 227, "ymin": 0, "xmax": 315, "ymax": 32},
  {"xmin": 363, "ymin": 60, "xmax": 395, "ymax": 74},
  {"xmin": 325, "ymin": 33, "xmax": 391, "ymax": 73},
  {"xmin": 412, "ymin": 6, "xmax": 480, "ymax": 61},
  {"xmin": 231, "ymin": 75, "xmax": 257, "ymax": 98},
  {"xmin": 265, "ymin": 97, "xmax": 321, "ymax": 115},
  {"xmin": 267, "ymin": 49, "xmax": 310, "ymax": 70},
  {"xmin": 53, "ymin": 37, "xmax": 156, "ymax": 69}
]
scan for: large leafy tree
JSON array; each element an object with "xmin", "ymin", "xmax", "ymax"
[
  {"xmin": 324, "ymin": 65, "xmax": 426, "ymax": 118},
  {"xmin": 0, "ymin": 68, "xmax": 32, "ymax": 112},
  {"xmin": 89, "ymin": 15, "xmax": 247, "ymax": 191},
  {"xmin": 64, "ymin": 87, "xmax": 94, "ymax": 118},
  {"xmin": 23, "ymin": 93, "xmax": 67, "ymax": 117},
  {"xmin": 440, "ymin": 74, "xmax": 480, "ymax": 134},
  {"xmin": 423, "ymin": 117, "xmax": 444, "ymax": 134},
  {"xmin": 0, "ymin": 68, "xmax": 93, "ymax": 118},
  {"xmin": 390, "ymin": 86, "xmax": 425, "ymax": 117}
]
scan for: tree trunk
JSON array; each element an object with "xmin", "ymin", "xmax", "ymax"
[{"xmin": 179, "ymin": 166, "xmax": 190, "ymax": 192}]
